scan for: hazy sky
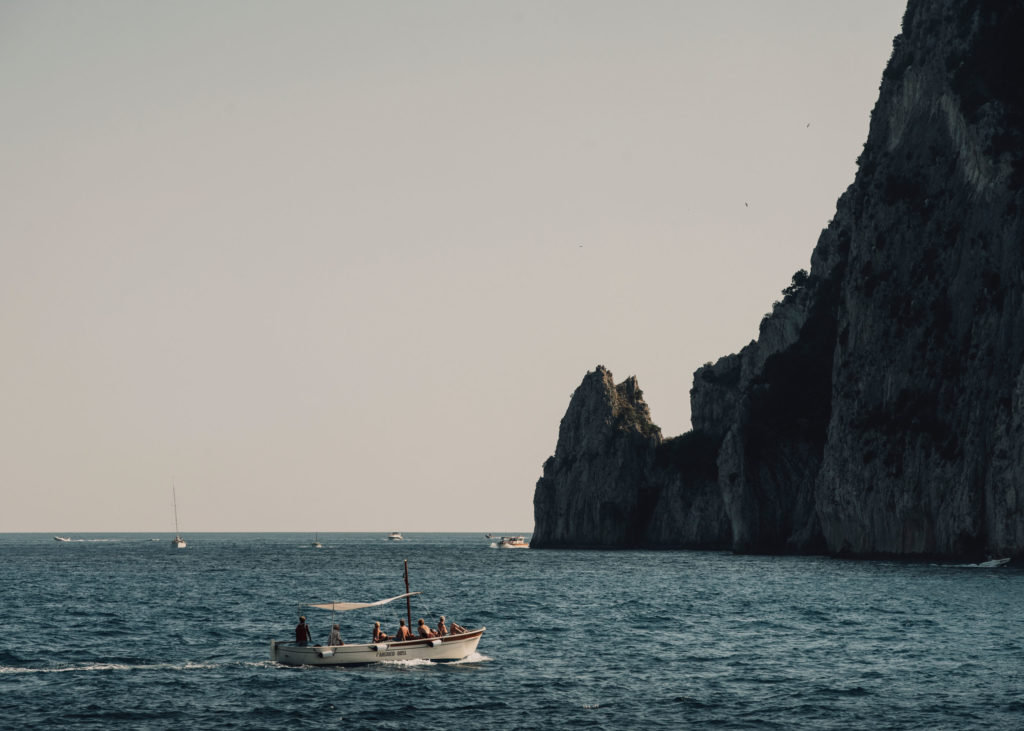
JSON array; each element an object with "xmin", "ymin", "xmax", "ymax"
[{"xmin": 1, "ymin": 1, "xmax": 905, "ymax": 533}]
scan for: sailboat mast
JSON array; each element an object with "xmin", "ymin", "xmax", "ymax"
[
  {"xmin": 172, "ymin": 482, "xmax": 180, "ymax": 535},
  {"xmin": 404, "ymin": 559, "xmax": 412, "ymax": 629}
]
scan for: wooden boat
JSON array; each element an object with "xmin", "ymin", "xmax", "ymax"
[
  {"xmin": 170, "ymin": 482, "xmax": 186, "ymax": 549},
  {"xmin": 270, "ymin": 561, "xmax": 485, "ymax": 667}
]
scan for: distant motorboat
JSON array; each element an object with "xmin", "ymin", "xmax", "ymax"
[
  {"xmin": 387, "ymin": 532, "xmax": 403, "ymax": 541},
  {"xmin": 949, "ymin": 557, "xmax": 1011, "ymax": 568},
  {"xmin": 54, "ymin": 536, "xmax": 71, "ymax": 543},
  {"xmin": 976, "ymin": 557, "xmax": 1010, "ymax": 568},
  {"xmin": 495, "ymin": 536, "xmax": 529, "ymax": 549}
]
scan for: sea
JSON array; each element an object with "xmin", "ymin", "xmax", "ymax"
[{"xmin": 1, "ymin": 533, "xmax": 1022, "ymax": 730}]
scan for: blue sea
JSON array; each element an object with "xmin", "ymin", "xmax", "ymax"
[{"xmin": 1, "ymin": 533, "xmax": 1022, "ymax": 729}]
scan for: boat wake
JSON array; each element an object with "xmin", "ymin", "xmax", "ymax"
[
  {"xmin": 946, "ymin": 558, "xmax": 1011, "ymax": 568},
  {"xmin": 451, "ymin": 651, "xmax": 490, "ymax": 664},
  {"xmin": 380, "ymin": 657, "xmax": 436, "ymax": 668},
  {"xmin": 376, "ymin": 651, "xmax": 491, "ymax": 669},
  {"xmin": 0, "ymin": 660, "xmax": 272, "ymax": 675}
]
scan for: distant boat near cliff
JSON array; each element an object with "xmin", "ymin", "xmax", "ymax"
[
  {"xmin": 951, "ymin": 557, "xmax": 1011, "ymax": 568},
  {"xmin": 490, "ymin": 535, "xmax": 529, "ymax": 549}
]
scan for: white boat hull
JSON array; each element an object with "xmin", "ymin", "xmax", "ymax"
[{"xmin": 270, "ymin": 628, "xmax": 484, "ymax": 667}]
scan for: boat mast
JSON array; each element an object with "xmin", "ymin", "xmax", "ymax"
[
  {"xmin": 172, "ymin": 481, "xmax": 180, "ymax": 537},
  {"xmin": 404, "ymin": 559, "xmax": 411, "ymax": 629}
]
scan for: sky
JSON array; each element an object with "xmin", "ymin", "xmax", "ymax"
[{"xmin": 0, "ymin": 0, "xmax": 906, "ymax": 533}]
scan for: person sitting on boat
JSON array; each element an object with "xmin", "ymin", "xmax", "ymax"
[
  {"xmin": 417, "ymin": 618, "xmax": 437, "ymax": 638},
  {"xmin": 394, "ymin": 619, "xmax": 414, "ymax": 641},
  {"xmin": 436, "ymin": 616, "xmax": 448, "ymax": 636},
  {"xmin": 295, "ymin": 616, "xmax": 312, "ymax": 646},
  {"xmin": 373, "ymin": 621, "xmax": 389, "ymax": 642},
  {"xmin": 450, "ymin": 620, "xmax": 468, "ymax": 634},
  {"xmin": 328, "ymin": 623, "xmax": 344, "ymax": 646}
]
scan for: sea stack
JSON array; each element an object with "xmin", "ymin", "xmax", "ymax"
[
  {"xmin": 532, "ymin": 366, "xmax": 730, "ymax": 549},
  {"xmin": 532, "ymin": 0, "xmax": 1024, "ymax": 559}
]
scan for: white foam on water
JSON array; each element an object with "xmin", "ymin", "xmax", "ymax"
[
  {"xmin": 0, "ymin": 660, "xmax": 268, "ymax": 675},
  {"xmin": 451, "ymin": 651, "xmax": 490, "ymax": 664},
  {"xmin": 380, "ymin": 657, "xmax": 436, "ymax": 668}
]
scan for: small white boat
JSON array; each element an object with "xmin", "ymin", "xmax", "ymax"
[
  {"xmin": 54, "ymin": 536, "xmax": 71, "ymax": 543},
  {"xmin": 170, "ymin": 482, "xmax": 186, "ymax": 549},
  {"xmin": 496, "ymin": 535, "xmax": 529, "ymax": 549},
  {"xmin": 949, "ymin": 557, "xmax": 1012, "ymax": 568},
  {"xmin": 387, "ymin": 531, "xmax": 403, "ymax": 541},
  {"xmin": 976, "ymin": 557, "xmax": 1011, "ymax": 568},
  {"xmin": 270, "ymin": 561, "xmax": 485, "ymax": 667},
  {"xmin": 312, "ymin": 532, "xmax": 323, "ymax": 548}
]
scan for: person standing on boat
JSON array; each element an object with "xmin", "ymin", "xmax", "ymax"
[
  {"xmin": 328, "ymin": 623, "xmax": 343, "ymax": 646},
  {"xmin": 295, "ymin": 616, "xmax": 312, "ymax": 646}
]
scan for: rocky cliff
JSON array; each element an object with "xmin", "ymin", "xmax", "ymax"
[
  {"xmin": 532, "ymin": 0, "xmax": 1024, "ymax": 559},
  {"xmin": 533, "ymin": 366, "xmax": 729, "ymax": 549}
]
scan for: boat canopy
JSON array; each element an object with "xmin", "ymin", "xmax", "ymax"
[{"xmin": 304, "ymin": 591, "xmax": 420, "ymax": 612}]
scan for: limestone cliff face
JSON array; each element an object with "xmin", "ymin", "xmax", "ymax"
[
  {"xmin": 533, "ymin": 0, "xmax": 1024, "ymax": 559},
  {"xmin": 532, "ymin": 367, "xmax": 729, "ymax": 549},
  {"xmin": 814, "ymin": 0, "xmax": 1024, "ymax": 557}
]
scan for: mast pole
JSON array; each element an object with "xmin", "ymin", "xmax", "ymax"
[
  {"xmin": 404, "ymin": 559, "xmax": 411, "ymax": 629},
  {"xmin": 172, "ymin": 480, "xmax": 180, "ymax": 535}
]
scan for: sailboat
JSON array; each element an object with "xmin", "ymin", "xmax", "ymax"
[
  {"xmin": 312, "ymin": 531, "xmax": 323, "ymax": 548},
  {"xmin": 171, "ymin": 482, "xmax": 186, "ymax": 549}
]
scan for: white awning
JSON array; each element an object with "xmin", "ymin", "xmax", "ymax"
[{"xmin": 304, "ymin": 591, "xmax": 420, "ymax": 612}]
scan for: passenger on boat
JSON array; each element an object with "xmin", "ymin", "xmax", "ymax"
[
  {"xmin": 450, "ymin": 621, "xmax": 467, "ymax": 634},
  {"xmin": 373, "ymin": 621, "xmax": 390, "ymax": 642},
  {"xmin": 417, "ymin": 618, "xmax": 437, "ymax": 638},
  {"xmin": 328, "ymin": 623, "xmax": 344, "ymax": 646},
  {"xmin": 436, "ymin": 616, "xmax": 448, "ymax": 636},
  {"xmin": 295, "ymin": 616, "xmax": 312, "ymax": 646},
  {"xmin": 394, "ymin": 619, "xmax": 414, "ymax": 641}
]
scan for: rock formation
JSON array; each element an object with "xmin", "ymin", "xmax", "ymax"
[
  {"xmin": 532, "ymin": 0, "xmax": 1024, "ymax": 559},
  {"xmin": 532, "ymin": 366, "xmax": 729, "ymax": 549}
]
